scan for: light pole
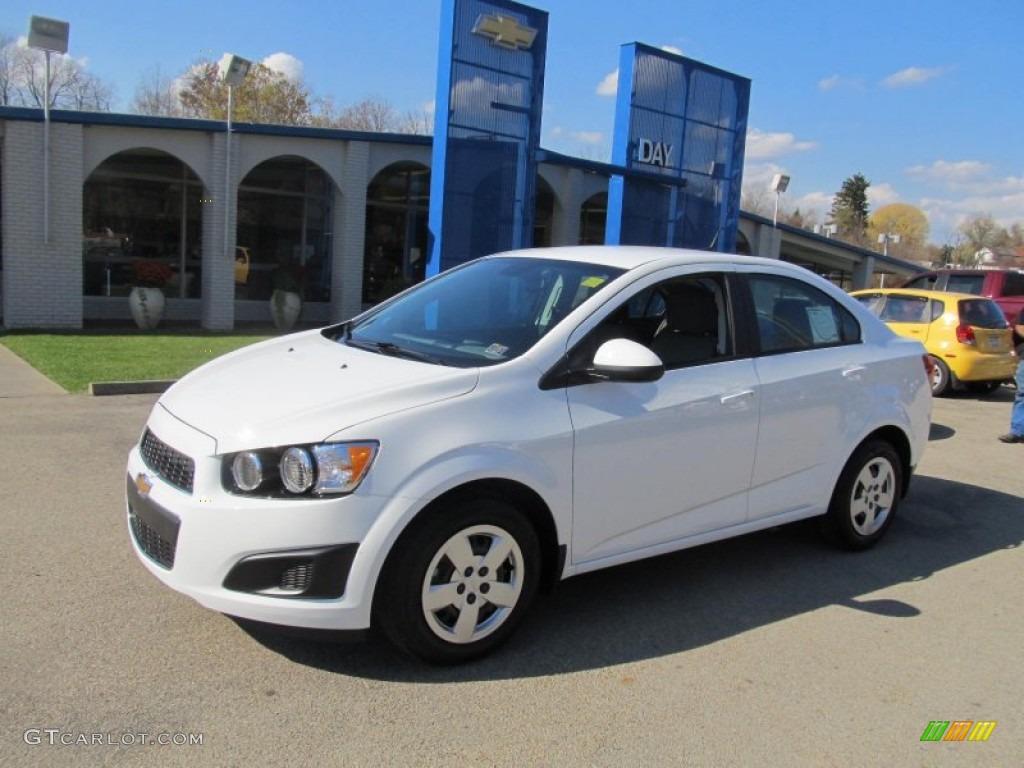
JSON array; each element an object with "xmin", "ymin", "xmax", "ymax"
[
  {"xmin": 771, "ymin": 173, "xmax": 790, "ymax": 227},
  {"xmin": 217, "ymin": 54, "xmax": 252, "ymax": 262},
  {"xmin": 27, "ymin": 15, "xmax": 70, "ymax": 245},
  {"xmin": 878, "ymin": 232, "xmax": 901, "ymax": 257}
]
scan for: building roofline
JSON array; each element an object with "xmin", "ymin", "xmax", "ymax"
[
  {"xmin": 741, "ymin": 211, "xmax": 925, "ymax": 273},
  {"xmin": 0, "ymin": 105, "xmax": 432, "ymax": 145}
]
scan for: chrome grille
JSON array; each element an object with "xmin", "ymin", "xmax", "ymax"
[{"xmin": 140, "ymin": 429, "xmax": 194, "ymax": 494}]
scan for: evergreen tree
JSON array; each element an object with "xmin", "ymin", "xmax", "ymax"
[{"xmin": 830, "ymin": 173, "xmax": 871, "ymax": 246}]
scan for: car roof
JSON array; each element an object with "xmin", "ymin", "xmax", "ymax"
[
  {"xmin": 489, "ymin": 245, "xmax": 809, "ymax": 273},
  {"xmin": 850, "ymin": 287, "xmax": 993, "ymax": 302}
]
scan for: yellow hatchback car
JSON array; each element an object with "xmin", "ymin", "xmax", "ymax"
[{"xmin": 851, "ymin": 288, "xmax": 1017, "ymax": 396}]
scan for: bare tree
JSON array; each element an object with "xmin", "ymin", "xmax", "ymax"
[
  {"xmin": 0, "ymin": 36, "xmax": 113, "ymax": 111},
  {"xmin": 130, "ymin": 65, "xmax": 184, "ymax": 117},
  {"xmin": 0, "ymin": 33, "xmax": 16, "ymax": 105}
]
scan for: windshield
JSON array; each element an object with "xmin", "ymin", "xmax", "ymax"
[
  {"xmin": 332, "ymin": 257, "xmax": 623, "ymax": 367},
  {"xmin": 959, "ymin": 299, "xmax": 1008, "ymax": 329}
]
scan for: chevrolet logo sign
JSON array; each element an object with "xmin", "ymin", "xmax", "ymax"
[
  {"xmin": 472, "ymin": 14, "xmax": 537, "ymax": 51},
  {"xmin": 135, "ymin": 472, "xmax": 153, "ymax": 498}
]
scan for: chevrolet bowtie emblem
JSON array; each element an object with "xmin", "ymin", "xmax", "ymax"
[
  {"xmin": 472, "ymin": 13, "xmax": 537, "ymax": 50},
  {"xmin": 135, "ymin": 472, "xmax": 153, "ymax": 498}
]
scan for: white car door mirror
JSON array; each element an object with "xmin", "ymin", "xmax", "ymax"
[{"xmin": 592, "ymin": 338, "xmax": 664, "ymax": 383}]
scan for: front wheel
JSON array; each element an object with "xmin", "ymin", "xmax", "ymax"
[
  {"xmin": 374, "ymin": 496, "xmax": 540, "ymax": 664},
  {"xmin": 821, "ymin": 440, "xmax": 902, "ymax": 551}
]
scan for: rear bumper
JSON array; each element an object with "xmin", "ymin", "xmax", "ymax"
[{"xmin": 944, "ymin": 351, "xmax": 1017, "ymax": 383}]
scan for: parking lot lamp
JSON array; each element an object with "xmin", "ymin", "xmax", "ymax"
[
  {"xmin": 217, "ymin": 54, "xmax": 252, "ymax": 261},
  {"xmin": 27, "ymin": 15, "xmax": 70, "ymax": 245},
  {"xmin": 771, "ymin": 173, "xmax": 790, "ymax": 227},
  {"xmin": 878, "ymin": 232, "xmax": 901, "ymax": 257}
]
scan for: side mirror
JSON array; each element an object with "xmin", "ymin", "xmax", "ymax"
[{"xmin": 591, "ymin": 338, "xmax": 664, "ymax": 383}]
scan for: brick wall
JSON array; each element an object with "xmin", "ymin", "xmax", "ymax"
[{"xmin": 2, "ymin": 121, "xmax": 84, "ymax": 328}]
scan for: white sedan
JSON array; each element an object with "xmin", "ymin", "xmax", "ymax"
[{"xmin": 126, "ymin": 246, "xmax": 931, "ymax": 663}]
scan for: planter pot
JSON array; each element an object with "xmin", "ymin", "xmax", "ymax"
[
  {"xmin": 128, "ymin": 286, "xmax": 166, "ymax": 330},
  {"xmin": 270, "ymin": 290, "xmax": 302, "ymax": 332}
]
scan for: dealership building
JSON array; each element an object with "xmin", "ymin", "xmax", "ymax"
[{"xmin": 0, "ymin": 1, "xmax": 920, "ymax": 331}]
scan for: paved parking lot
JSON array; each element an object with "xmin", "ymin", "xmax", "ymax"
[{"xmin": 2, "ymin": 375, "xmax": 1022, "ymax": 767}]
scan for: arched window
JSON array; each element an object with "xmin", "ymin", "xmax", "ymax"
[
  {"xmin": 83, "ymin": 149, "xmax": 203, "ymax": 298},
  {"xmin": 364, "ymin": 162, "xmax": 430, "ymax": 304},
  {"xmin": 579, "ymin": 192, "xmax": 607, "ymax": 245},
  {"xmin": 533, "ymin": 176, "xmax": 554, "ymax": 248},
  {"xmin": 236, "ymin": 156, "xmax": 334, "ymax": 302}
]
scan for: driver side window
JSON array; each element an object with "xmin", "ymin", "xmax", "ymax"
[{"xmin": 586, "ymin": 273, "xmax": 733, "ymax": 370}]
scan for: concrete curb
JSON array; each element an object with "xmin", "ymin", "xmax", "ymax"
[{"xmin": 89, "ymin": 380, "xmax": 176, "ymax": 396}]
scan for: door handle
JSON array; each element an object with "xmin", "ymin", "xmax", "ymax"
[
  {"xmin": 842, "ymin": 365, "xmax": 866, "ymax": 380},
  {"xmin": 720, "ymin": 389, "xmax": 755, "ymax": 405}
]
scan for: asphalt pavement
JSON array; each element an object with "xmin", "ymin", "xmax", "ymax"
[{"xmin": 1, "ymin": 356, "xmax": 1022, "ymax": 767}]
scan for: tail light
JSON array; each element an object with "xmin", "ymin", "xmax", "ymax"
[
  {"xmin": 922, "ymin": 354, "xmax": 935, "ymax": 378},
  {"xmin": 955, "ymin": 323, "xmax": 975, "ymax": 345}
]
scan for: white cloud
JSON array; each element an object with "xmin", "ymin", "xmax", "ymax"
[
  {"xmin": 906, "ymin": 160, "xmax": 990, "ymax": 186},
  {"xmin": 745, "ymin": 128, "xmax": 818, "ymax": 159},
  {"xmin": 422, "ymin": 99, "xmax": 435, "ymax": 116},
  {"xmin": 596, "ymin": 69, "xmax": 618, "ymax": 97},
  {"xmin": 881, "ymin": 66, "xmax": 949, "ymax": 88},
  {"xmin": 867, "ymin": 182, "xmax": 901, "ymax": 208},
  {"xmin": 818, "ymin": 75, "xmax": 841, "ymax": 91},
  {"xmin": 661, "ymin": 45, "xmax": 683, "ymax": 56},
  {"xmin": 262, "ymin": 52, "xmax": 303, "ymax": 82},
  {"xmin": 570, "ymin": 131, "xmax": 603, "ymax": 145}
]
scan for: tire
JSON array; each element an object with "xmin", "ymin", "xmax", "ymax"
[
  {"xmin": 929, "ymin": 356, "xmax": 951, "ymax": 396},
  {"xmin": 965, "ymin": 381, "xmax": 1002, "ymax": 395},
  {"xmin": 821, "ymin": 440, "xmax": 902, "ymax": 551},
  {"xmin": 374, "ymin": 495, "xmax": 540, "ymax": 664}
]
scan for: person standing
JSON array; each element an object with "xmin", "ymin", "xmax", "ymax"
[{"xmin": 998, "ymin": 308, "xmax": 1024, "ymax": 443}]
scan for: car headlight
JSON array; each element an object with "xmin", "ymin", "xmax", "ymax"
[
  {"xmin": 231, "ymin": 450, "xmax": 265, "ymax": 492},
  {"xmin": 226, "ymin": 442, "xmax": 378, "ymax": 497},
  {"xmin": 311, "ymin": 443, "xmax": 377, "ymax": 495},
  {"xmin": 280, "ymin": 447, "xmax": 315, "ymax": 493}
]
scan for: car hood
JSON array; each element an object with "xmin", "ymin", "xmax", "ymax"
[{"xmin": 158, "ymin": 330, "xmax": 479, "ymax": 453}]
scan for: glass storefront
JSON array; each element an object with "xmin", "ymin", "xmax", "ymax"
[
  {"xmin": 82, "ymin": 149, "xmax": 203, "ymax": 298},
  {"xmin": 364, "ymin": 162, "xmax": 430, "ymax": 304},
  {"xmin": 236, "ymin": 156, "xmax": 333, "ymax": 303}
]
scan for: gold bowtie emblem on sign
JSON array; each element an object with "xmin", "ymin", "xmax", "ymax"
[
  {"xmin": 472, "ymin": 14, "xmax": 537, "ymax": 51},
  {"xmin": 135, "ymin": 473, "xmax": 153, "ymax": 498}
]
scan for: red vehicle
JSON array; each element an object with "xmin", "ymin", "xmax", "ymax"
[{"xmin": 902, "ymin": 269, "xmax": 1024, "ymax": 352}]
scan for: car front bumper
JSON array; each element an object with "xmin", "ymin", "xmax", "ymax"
[{"xmin": 124, "ymin": 409, "xmax": 396, "ymax": 631}]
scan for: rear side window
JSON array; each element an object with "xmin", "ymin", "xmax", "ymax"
[
  {"xmin": 1003, "ymin": 272, "xmax": 1024, "ymax": 296},
  {"xmin": 959, "ymin": 299, "xmax": 1008, "ymax": 329},
  {"xmin": 749, "ymin": 275, "xmax": 860, "ymax": 353},
  {"xmin": 946, "ymin": 274, "xmax": 985, "ymax": 295},
  {"xmin": 877, "ymin": 295, "xmax": 929, "ymax": 323}
]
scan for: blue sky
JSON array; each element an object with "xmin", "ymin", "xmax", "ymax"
[{"xmin": 5, "ymin": 0, "xmax": 1022, "ymax": 245}]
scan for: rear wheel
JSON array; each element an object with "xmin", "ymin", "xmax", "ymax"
[
  {"xmin": 929, "ymin": 356, "xmax": 951, "ymax": 396},
  {"xmin": 821, "ymin": 440, "xmax": 902, "ymax": 551},
  {"xmin": 374, "ymin": 496, "xmax": 540, "ymax": 664}
]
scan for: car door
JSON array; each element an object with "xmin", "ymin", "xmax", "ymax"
[
  {"xmin": 565, "ymin": 268, "xmax": 760, "ymax": 566},
  {"xmin": 739, "ymin": 269, "xmax": 869, "ymax": 521}
]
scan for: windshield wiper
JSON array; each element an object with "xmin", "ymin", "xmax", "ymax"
[{"xmin": 344, "ymin": 338, "xmax": 446, "ymax": 365}]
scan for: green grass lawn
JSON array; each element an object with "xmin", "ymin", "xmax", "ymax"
[{"xmin": 0, "ymin": 331, "xmax": 273, "ymax": 393}]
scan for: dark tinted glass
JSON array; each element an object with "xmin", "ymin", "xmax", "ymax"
[{"xmin": 958, "ymin": 299, "xmax": 1008, "ymax": 329}]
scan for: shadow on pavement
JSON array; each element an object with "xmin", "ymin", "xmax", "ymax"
[{"xmin": 238, "ymin": 474, "xmax": 1022, "ymax": 682}]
